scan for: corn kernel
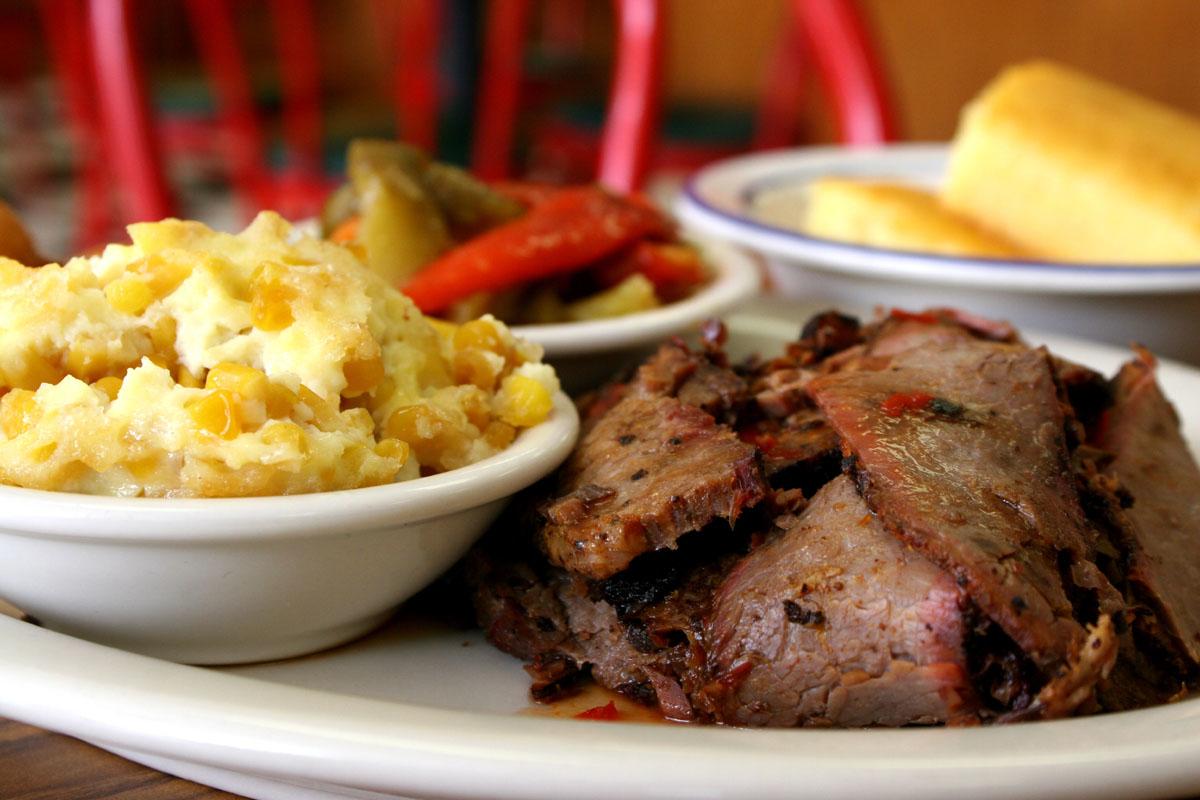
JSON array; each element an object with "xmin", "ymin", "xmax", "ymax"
[
  {"xmin": 342, "ymin": 355, "xmax": 384, "ymax": 397},
  {"xmin": 65, "ymin": 342, "xmax": 107, "ymax": 381},
  {"xmin": 249, "ymin": 262, "xmax": 296, "ymax": 331},
  {"xmin": 297, "ymin": 385, "xmax": 337, "ymax": 428},
  {"xmin": 0, "ymin": 389, "xmax": 39, "ymax": 438},
  {"xmin": 375, "ymin": 437, "xmax": 410, "ymax": 463},
  {"xmin": 426, "ymin": 318, "xmax": 458, "ymax": 340},
  {"xmin": 186, "ymin": 389, "xmax": 242, "ymax": 439},
  {"xmin": 133, "ymin": 254, "xmax": 190, "ymax": 298},
  {"xmin": 146, "ymin": 354, "xmax": 172, "ymax": 371},
  {"xmin": 453, "ymin": 348, "xmax": 502, "ymax": 391},
  {"xmin": 385, "ymin": 404, "xmax": 464, "ymax": 466},
  {"xmin": 178, "ymin": 368, "xmax": 204, "ymax": 388},
  {"xmin": 460, "ymin": 387, "xmax": 492, "ymax": 431},
  {"xmin": 453, "ymin": 318, "xmax": 504, "ymax": 354},
  {"xmin": 126, "ymin": 455, "xmax": 162, "ymax": 480},
  {"xmin": 496, "ymin": 374, "xmax": 552, "ymax": 428},
  {"xmin": 265, "ymin": 382, "xmax": 298, "ymax": 418},
  {"xmin": 94, "ymin": 376, "xmax": 123, "ymax": 401},
  {"xmin": 22, "ymin": 355, "xmax": 62, "ymax": 389},
  {"xmin": 343, "ymin": 407, "xmax": 375, "ymax": 436},
  {"xmin": 149, "ymin": 316, "xmax": 177, "ymax": 354},
  {"xmin": 104, "ymin": 276, "xmax": 155, "ymax": 315},
  {"xmin": 30, "ymin": 442, "xmax": 57, "ymax": 463},
  {"xmin": 386, "ymin": 404, "xmax": 442, "ymax": 442},
  {"xmin": 206, "ymin": 362, "xmax": 268, "ymax": 401},
  {"xmin": 483, "ymin": 420, "xmax": 516, "ymax": 450},
  {"xmin": 261, "ymin": 421, "xmax": 307, "ymax": 453},
  {"xmin": 368, "ymin": 376, "xmax": 395, "ymax": 409}
]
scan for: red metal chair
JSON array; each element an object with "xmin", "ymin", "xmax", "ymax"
[
  {"xmin": 761, "ymin": 0, "xmax": 897, "ymax": 147},
  {"xmin": 472, "ymin": 0, "xmax": 895, "ymax": 192},
  {"xmin": 38, "ymin": 0, "xmax": 115, "ymax": 250},
  {"xmin": 81, "ymin": 0, "xmax": 444, "ymax": 229},
  {"xmin": 472, "ymin": 0, "xmax": 662, "ymax": 194}
]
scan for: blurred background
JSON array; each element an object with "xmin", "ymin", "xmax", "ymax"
[{"xmin": 3, "ymin": 0, "xmax": 1199, "ymax": 258}]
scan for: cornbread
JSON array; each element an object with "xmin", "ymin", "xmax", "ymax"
[
  {"xmin": 0, "ymin": 212, "xmax": 559, "ymax": 497},
  {"xmin": 795, "ymin": 178, "xmax": 1029, "ymax": 258},
  {"xmin": 944, "ymin": 61, "xmax": 1200, "ymax": 263}
]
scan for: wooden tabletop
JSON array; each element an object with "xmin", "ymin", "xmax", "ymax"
[{"xmin": 0, "ymin": 717, "xmax": 244, "ymax": 800}]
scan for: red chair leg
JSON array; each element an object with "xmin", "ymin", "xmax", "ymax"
[
  {"xmin": 597, "ymin": 0, "xmax": 662, "ymax": 193},
  {"xmin": 268, "ymin": 0, "xmax": 324, "ymax": 176},
  {"xmin": 471, "ymin": 0, "xmax": 532, "ymax": 181},
  {"xmin": 394, "ymin": 0, "xmax": 442, "ymax": 153},
  {"xmin": 39, "ymin": 0, "xmax": 113, "ymax": 249},
  {"xmin": 184, "ymin": 0, "xmax": 270, "ymax": 219},
  {"xmin": 752, "ymin": 6, "xmax": 809, "ymax": 151},
  {"xmin": 540, "ymin": 0, "xmax": 587, "ymax": 54},
  {"xmin": 88, "ymin": 0, "xmax": 176, "ymax": 224},
  {"xmin": 794, "ymin": 0, "xmax": 896, "ymax": 145}
]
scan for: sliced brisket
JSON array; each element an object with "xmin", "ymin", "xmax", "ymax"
[
  {"xmin": 1100, "ymin": 353, "xmax": 1200, "ymax": 668},
  {"xmin": 705, "ymin": 476, "xmax": 977, "ymax": 726},
  {"xmin": 540, "ymin": 389, "xmax": 766, "ymax": 580},
  {"xmin": 809, "ymin": 337, "xmax": 1118, "ymax": 678},
  {"xmin": 468, "ymin": 309, "xmax": 1192, "ymax": 727}
]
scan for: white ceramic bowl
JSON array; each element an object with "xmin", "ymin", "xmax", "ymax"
[
  {"xmin": 513, "ymin": 238, "xmax": 762, "ymax": 390},
  {"xmin": 677, "ymin": 144, "xmax": 1200, "ymax": 364},
  {"xmin": 0, "ymin": 392, "xmax": 578, "ymax": 665}
]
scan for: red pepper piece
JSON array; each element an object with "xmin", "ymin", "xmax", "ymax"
[
  {"xmin": 402, "ymin": 186, "xmax": 674, "ymax": 313},
  {"xmin": 574, "ymin": 701, "xmax": 620, "ymax": 721},
  {"xmin": 490, "ymin": 181, "xmax": 564, "ymax": 209},
  {"xmin": 881, "ymin": 391, "xmax": 935, "ymax": 417},
  {"xmin": 594, "ymin": 241, "xmax": 707, "ymax": 302}
]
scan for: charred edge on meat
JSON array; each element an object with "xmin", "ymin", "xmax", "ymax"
[
  {"xmin": 799, "ymin": 311, "xmax": 862, "ymax": 362},
  {"xmin": 594, "ymin": 522, "xmax": 753, "ymax": 619},
  {"xmin": 527, "ymin": 651, "xmax": 589, "ymax": 702},
  {"xmin": 963, "ymin": 603, "xmax": 1042, "ymax": 715}
]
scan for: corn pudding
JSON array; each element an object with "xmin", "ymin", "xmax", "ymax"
[{"xmin": 0, "ymin": 212, "xmax": 559, "ymax": 497}]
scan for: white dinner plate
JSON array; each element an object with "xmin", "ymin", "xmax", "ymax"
[
  {"xmin": 3, "ymin": 308, "xmax": 1200, "ymax": 800},
  {"xmin": 676, "ymin": 143, "xmax": 1200, "ymax": 294}
]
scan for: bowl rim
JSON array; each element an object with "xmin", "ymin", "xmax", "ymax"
[
  {"xmin": 510, "ymin": 237, "xmax": 762, "ymax": 355},
  {"xmin": 676, "ymin": 143, "xmax": 1200, "ymax": 294},
  {"xmin": 0, "ymin": 392, "xmax": 579, "ymax": 541}
]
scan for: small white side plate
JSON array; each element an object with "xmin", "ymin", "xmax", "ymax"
[{"xmin": 676, "ymin": 143, "xmax": 1200, "ymax": 294}]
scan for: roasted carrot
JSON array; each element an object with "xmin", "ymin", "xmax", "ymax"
[
  {"xmin": 329, "ymin": 215, "xmax": 361, "ymax": 244},
  {"xmin": 401, "ymin": 186, "xmax": 673, "ymax": 314}
]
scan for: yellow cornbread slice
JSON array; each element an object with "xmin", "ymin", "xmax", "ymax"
[
  {"xmin": 795, "ymin": 178, "xmax": 1028, "ymax": 259},
  {"xmin": 944, "ymin": 61, "xmax": 1200, "ymax": 263}
]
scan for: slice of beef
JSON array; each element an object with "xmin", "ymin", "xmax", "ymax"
[
  {"xmin": 1100, "ymin": 353, "xmax": 1200, "ymax": 668},
  {"xmin": 470, "ymin": 517, "xmax": 745, "ymax": 717},
  {"xmin": 1053, "ymin": 356, "xmax": 1112, "ymax": 435},
  {"xmin": 704, "ymin": 476, "xmax": 977, "ymax": 727},
  {"xmin": 559, "ymin": 549, "xmax": 739, "ymax": 720},
  {"xmin": 808, "ymin": 336, "xmax": 1119, "ymax": 678},
  {"xmin": 883, "ymin": 308, "xmax": 1019, "ymax": 343},
  {"xmin": 629, "ymin": 338, "xmax": 748, "ymax": 422},
  {"xmin": 751, "ymin": 366, "xmax": 817, "ymax": 420},
  {"xmin": 539, "ymin": 394, "xmax": 767, "ymax": 579}
]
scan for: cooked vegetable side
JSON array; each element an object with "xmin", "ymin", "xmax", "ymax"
[{"xmin": 322, "ymin": 140, "xmax": 711, "ymax": 324}]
